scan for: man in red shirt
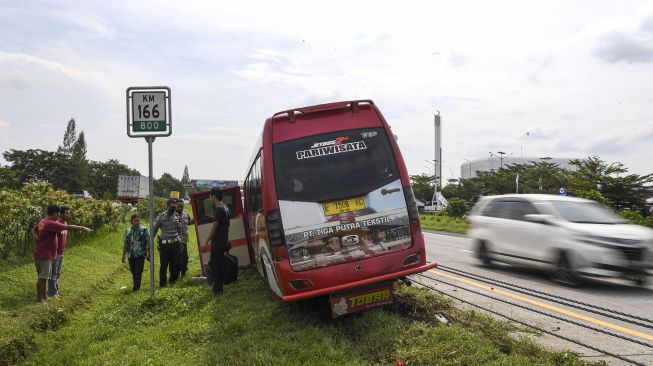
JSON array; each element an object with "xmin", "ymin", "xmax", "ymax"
[
  {"xmin": 33, "ymin": 204, "xmax": 92, "ymax": 302},
  {"xmin": 47, "ymin": 206, "xmax": 72, "ymax": 297}
]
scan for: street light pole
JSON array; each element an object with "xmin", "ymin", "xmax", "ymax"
[
  {"xmin": 489, "ymin": 151, "xmax": 513, "ymax": 170},
  {"xmin": 497, "ymin": 151, "xmax": 506, "ymax": 169}
]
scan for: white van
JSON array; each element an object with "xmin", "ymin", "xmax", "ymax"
[{"xmin": 468, "ymin": 194, "xmax": 653, "ymax": 286}]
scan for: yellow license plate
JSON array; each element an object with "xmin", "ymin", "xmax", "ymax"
[{"xmin": 323, "ymin": 197, "xmax": 366, "ymax": 216}]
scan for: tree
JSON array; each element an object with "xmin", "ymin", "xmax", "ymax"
[
  {"xmin": 512, "ymin": 160, "xmax": 565, "ymax": 194},
  {"xmin": 57, "ymin": 118, "xmax": 77, "ymax": 156},
  {"xmin": 567, "ymin": 156, "xmax": 653, "ymax": 209},
  {"xmin": 88, "ymin": 159, "xmax": 140, "ymax": 199},
  {"xmin": 441, "ymin": 183, "xmax": 462, "ymax": 201},
  {"xmin": 154, "ymin": 172, "xmax": 183, "ymax": 198},
  {"xmin": 446, "ymin": 197, "xmax": 469, "ymax": 217},
  {"xmin": 68, "ymin": 131, "xmax": 89, "ymax": 192},
  {"xmin": 181, "ymin": 165, "xmax": 190, "ymax": 200},
  {"xmin": 2, "ymin": 149, "xmax": 71, "ymax": 189},
  {"xmin": 409, "ymin": 173, "xmax": 434, "ymax": 201},
  {"xmin": 0, "ymin": 165, "xmax": 20, "ymax": 189}
]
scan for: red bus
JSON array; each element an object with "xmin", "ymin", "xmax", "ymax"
[{"xmin": 241, "ymin": 100, "xmax": 435, "ymax": 316}]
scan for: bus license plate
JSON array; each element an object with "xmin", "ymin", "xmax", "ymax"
[
  {"xmin": 330, "ymin": 282, "xmax": 394, "ymax": 318},
  {"xmin": 323, "ymin": 197, "xmax": 366, "ymax": 216}
]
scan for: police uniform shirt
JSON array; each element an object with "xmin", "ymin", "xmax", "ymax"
[
  {"xmin": 179, "ymin": 211, "xmax": 191, "ymax": 243},
  {"xmin": 153, "ymin": 211, "xmax": 182, "ymax": 241}
]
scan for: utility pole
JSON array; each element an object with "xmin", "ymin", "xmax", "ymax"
[{"xmin": 433, "ymin": 111, "xmax": 442, "ymax": 211}]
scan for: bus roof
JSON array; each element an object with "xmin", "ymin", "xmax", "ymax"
[{"xmin": 267, "ymin": 100, "xmax": 384, "ymax": 143}]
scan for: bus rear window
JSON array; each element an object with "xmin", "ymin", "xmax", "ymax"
[{"xmin": 273, "ymin": 128, "xmax": 399, "ymax": 202}]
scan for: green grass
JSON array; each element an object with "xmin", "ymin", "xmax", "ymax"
[
  {"xmin": 1, "ymin": 209, "xmax": 603, "ymax": 366},
  {"xmin": 0, "ymin": 227, "xmax": 132, "ymax": 364},
  {"xmin": 419, "ymin": 214, "xmax": 470, "ymax": 234}
]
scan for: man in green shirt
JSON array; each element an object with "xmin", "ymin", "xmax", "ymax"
[{"xmin": 122, "ymin": 214, "xmax": 150, "ymax": 291}]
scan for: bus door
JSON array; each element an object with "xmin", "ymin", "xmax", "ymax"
[{"xmin": 190, "ymin": 186, "xmax": 252, "ymax": 277}]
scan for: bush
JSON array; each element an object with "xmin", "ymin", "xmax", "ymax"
[
  {"xmin": 619, "ymin": 210, "xmax": 653, "ymax": 229},
  {"xmin": 135, "ymin": 195, "xmax": 169, "ymax": 220},
  {"xmin": 446, "ymin": 197, "xmax": 469, "ymax": 218},
  {"xmin": 0, "ymin": 181, "xmax": 130, "ymax": 259}
]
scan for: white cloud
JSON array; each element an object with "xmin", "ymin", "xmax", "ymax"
[
  {"xmin": 594, "ymin": 32, "xmax": 653, "ymax": 64},
  {"xmin": 0, "ymin": 51, "xmax": 114, "ymax": 94},
  {"xmin": 1, "ymin": 0, "xmax": 652, "ymax": 180}
]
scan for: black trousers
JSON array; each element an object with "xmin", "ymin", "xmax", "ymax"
[
  {"xmin": 159, "ymin": 242, "xmax": 181, "ymax": 286},
  {"xmin": 180, "ymin": 242, "xmax": 188, "ymax": 276},
  {"xmin": 128, "ymin": 256, "xmax": 145, "ymax": 291},
  {"xmin": 209, "ymin": 246, "xmax": 226, "ymax": 293}
]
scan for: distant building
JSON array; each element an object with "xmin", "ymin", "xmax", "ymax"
[{"xmin": 460, "ymin": 157, "xmax": 578, "ymax": 179}]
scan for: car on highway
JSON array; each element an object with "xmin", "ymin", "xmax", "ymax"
[
  {"xmin": 72, "ymin": 190, "xmax": 93, "ymax": 200},
  {"xmin": 468, "ymin": 194, "xmax": 653, "ymax": 286}
]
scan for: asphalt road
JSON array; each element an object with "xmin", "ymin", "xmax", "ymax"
[{"xmin": 420, "ymin": 231, "xmax": 653, "ymax": 366}]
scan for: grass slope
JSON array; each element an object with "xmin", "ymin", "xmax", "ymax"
[
  {"xmin": 419, "ymin": 214, "xmax": 469, "ymax": 234},
  {"xmin": 18, "ymin": 269, "xmax": 601, "ymax": 366},
  {"xmin": 0, "ymin": 227, "xmax": 133, "ymax": 365},
  {"xmin": 2, "ymin": 211, "xmax": 602, "ymax": 366}
]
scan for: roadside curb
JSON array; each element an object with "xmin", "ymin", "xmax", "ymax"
[{"xmin": 422, "ymin": 229, "xmax": 468, "ymax": 238}]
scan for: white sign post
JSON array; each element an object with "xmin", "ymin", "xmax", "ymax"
[{"xmin": 126, "ymin": 86, "xmax": 172, "ymax": 298}]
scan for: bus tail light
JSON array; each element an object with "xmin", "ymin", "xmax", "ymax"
[
  {"xmin": 403, "ymin": 186, "xmax": 421, "ymax": 226},
  {"xmin": 267, "ymin": 209, "xmax": 285, "ymax": 247},
  {"xmin": 403, "ymin": 253, "xmax": 420, "ymax": 266},
  {"xmin": 289, "ymin": 279, "xmax": 313, "ymax": 290}
]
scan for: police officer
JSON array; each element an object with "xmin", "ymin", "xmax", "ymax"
[
  {"xmin": 175, "ymin": 199, "xmax": 193, "ymax": 277},
  {"xmin": 206, "ymin": 187, "xmax": 230, "ymax": 295},
  {"xmin": 152, "ymin": 198, "xmax": 183, "ymax": 287}
]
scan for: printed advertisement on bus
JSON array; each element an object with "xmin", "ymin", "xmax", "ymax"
[{"xmin": 274, "ymin": 128, "xmax": 412, "ymax": 272}]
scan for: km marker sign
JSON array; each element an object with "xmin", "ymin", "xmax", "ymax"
[
  {"xmin": 126, "ymin": 86, "xmax": 172, "ymax": 298},
  {"xmin": 126, "ymin": 86, "xmax": 171, "ymax": 137}
]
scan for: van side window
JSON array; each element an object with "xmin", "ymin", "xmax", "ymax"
[
  {"xmin": 245, "ymin": 150, "xmax": 263, "ymax": 213},
  {"xmin": 195, "ymin": 191, "xmax": 236, "ymax": 225},
  {"xmin": 254, "ymin": 154, "xmax": 262, "ymax": 212},
  {"xmin": 482, "ymin": 201, "xmax": 508, "ymax": 218},
  {"xmin": 504, "ymin": 201, "xmax": 537, "ymax": 221}
]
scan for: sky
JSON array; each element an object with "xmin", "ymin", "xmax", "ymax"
[{"xmin": 1, "ymin": 0, "xmax": 652, "ymax": 182}]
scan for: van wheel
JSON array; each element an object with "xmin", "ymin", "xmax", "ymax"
[
  {"xmin": 477, "ymin": 241, "xmax": 493, "ymax": 267},
  {"xmin": 552, "ymin": 253, "xmax": 580, "ymax": 286},
  {"xmin": 632, "ymin": 276, "xmax": 650, "ymax": 287}
]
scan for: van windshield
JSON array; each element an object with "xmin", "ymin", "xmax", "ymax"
[
  {"xmin": 549, "ymin": 201, "xmax": 627, "ymax": 224},
  {"xmin": 273, "ymin": 128, "xmax": 399, "ymax": 202}
]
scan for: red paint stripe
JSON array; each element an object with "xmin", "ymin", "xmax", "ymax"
[{"xmin": 230, "ymin": 238, "xmax": 248, "ymax": 247}]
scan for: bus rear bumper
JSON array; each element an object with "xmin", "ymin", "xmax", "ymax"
[{"xmin": 281, "ymin": 262, "xmax": 437, "ymax": 302}]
